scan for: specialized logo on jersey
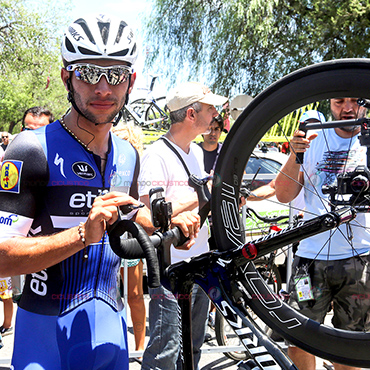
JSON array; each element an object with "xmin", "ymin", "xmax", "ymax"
[
  {"xmin": 72, "ymin": 162, "xmax": 96, "ymax": 180},
  {"xmin": 54, "ymin": 153, "xmax": 66, "ymax": 178},
  {"xmin": 0, "ymin": 160, "xmax": 22, "ymax": 193}
]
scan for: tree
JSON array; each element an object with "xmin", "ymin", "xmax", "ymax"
[
  {"xmin": 144, "ymin": 0, "xmax": 370, "ymax": 97},
  {"xmin": 0, "ymin": 0, "xmax": 70, "ymax": 133}
]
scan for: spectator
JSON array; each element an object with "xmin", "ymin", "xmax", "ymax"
[
  {"xmin": 198, "ymin": 114, "xmax": 223, "ymax": 173},
  {"xmin": 0, "ymin": 146, "xmax": 4, "ymax": 163},
  {"xmin": 0, "ymin": 276, "xmax": 14, "ymax": 337},
  {"xmin": 221, "ymin": 101, "xmax": 230, "ymax": 133},
  {"xmin": 275, "ymin": 104, "xmax": 370, "ymax": 370},
  {"xmin": 22, "ymin": 106, "xmax": 54, "ymax": 131},
  {"xmin": 1, "ymin": 132, "xmax": 9, "ymax": 152},
  {"xmin": 139, "ymin": 81, "xmax": 228, "ymax": 369},
  {"xmin": 0, "ymin": 14, "xmax": 198, "ymax": 370}
]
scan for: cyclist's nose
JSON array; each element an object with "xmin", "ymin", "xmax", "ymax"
[{"xmin": 94, "ymin": 76, "xmax": 113, "ymax": 96}]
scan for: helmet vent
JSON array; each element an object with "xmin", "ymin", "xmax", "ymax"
[
  {"xmin": 78, "ymin": 46, "xmax": 102, "ymax": 56},
  {"xmin": 130, "ymin": 43, "xmax": 137, "ymax": 56},
  {"xmin": 115, "ymin": 21, "xmax": 128, "ymax": 44},
  {"xmin": 75, "ymin": 18, "xmax": 96, "ymax": 45},
  {"xmin": 108, "ymin": 49, "xmax": 129, "ymax": 57},
  {"xmin": 65, "ymin": 38, "xmax": 76, "ymax": 53},
  {"xmin": 98, "ymin": 21, "xmax": 110, "ymax": 45}
]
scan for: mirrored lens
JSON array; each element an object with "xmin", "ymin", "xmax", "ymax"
[{"xmin": 67, "ymin": 64, "xmax": 131, "ymax": 86}]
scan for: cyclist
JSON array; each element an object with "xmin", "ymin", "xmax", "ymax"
[
  {"xmin": 0, "ymin": 14, "xmax": 199, "ymax": 370},
  {"xmin": 275, "ymin": 104, "xmax": 370, "ymax": 370}
]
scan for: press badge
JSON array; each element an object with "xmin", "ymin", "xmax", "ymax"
[{"xmin": 294, "ymin": 275, "xmax": 314, "ymax": 302}]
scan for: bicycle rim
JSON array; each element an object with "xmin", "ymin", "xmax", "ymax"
[{"xmin": 212, "ymin": 58, "xmax": 370, "ymax": 366}]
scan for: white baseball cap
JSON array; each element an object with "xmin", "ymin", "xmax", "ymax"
[
  {"xmin": 299, "ymin": 110, "xmax": 326, "ymax": 123},
  {"xmin": 166, "ymin": 82, "xmax": 228, "ymax": 112}
]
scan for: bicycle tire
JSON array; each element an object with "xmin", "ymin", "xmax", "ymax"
[
  {"xmin": 145, "ymin": 103, "xmax": 169, "ymax": 130},
  {"xmin": 212, "ymin": 58, "xmax": 370, "ymax": 366},
  {"xmin": 215, "ymin": 259, "xmax": 282, "ymax": 362}
]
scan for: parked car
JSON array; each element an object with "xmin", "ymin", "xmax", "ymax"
[{"xmin": 242, "ymin": 149, "xmax": 291, "ymax": 266}]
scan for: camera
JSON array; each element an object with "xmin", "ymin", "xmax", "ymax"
[
  {"xmin": 149, "ymin": 187, "xmax": 173, "ymax": 230},
  {"xmin": 322, "ymin": 165, "xmax": 370, "ymax": 210}
]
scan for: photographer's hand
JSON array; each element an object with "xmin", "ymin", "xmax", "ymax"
[{"xmin": 171, "ymin": 211, "xmax": 200, "ymax": 250}]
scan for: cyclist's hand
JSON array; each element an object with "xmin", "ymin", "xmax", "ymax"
[
  {"xmin": 171, "ymin": 211, "xmax": 200, "ymax": 250},
  {"xmin": 84, "ymin": 192, "xmax": 141, "ymax": 245},
  {"xmin": 291, "ymin": 129, "xmax": 318, "ymax": 154}
]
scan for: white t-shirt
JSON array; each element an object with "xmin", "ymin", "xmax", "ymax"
[
  {"xmin": 139, "ymin": 139, "xmax": 209, "ymax": 264},
  {"xmin": 298, "ymin": 128, "xmax": 370, "ymax": 259}
]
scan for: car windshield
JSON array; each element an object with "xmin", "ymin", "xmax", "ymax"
[{"xmin": 245, "ymin": 157, "xmax": 282, "ymax": 175}]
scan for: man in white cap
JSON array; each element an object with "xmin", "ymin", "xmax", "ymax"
[
  {"xmin": 275, "ymin": 100, "xmax": 370, "ymax": 370},
  {"xmin": 139, "ymin": 82, "xmax": 228, "ymax": 369}
]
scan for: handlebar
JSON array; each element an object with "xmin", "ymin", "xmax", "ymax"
[{"xmin": 108, "ymin": 219, "xmax": 189, "ymax": 288}]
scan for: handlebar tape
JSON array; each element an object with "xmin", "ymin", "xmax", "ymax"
[{"xmin": 108, "ymin": 220, "xmax": 160, "ymax": 288}]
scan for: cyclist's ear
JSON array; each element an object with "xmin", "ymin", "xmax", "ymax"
[
  {"xmin": 128, "ymin": 71, "xmax": 137, "ymax": 94},
  {"xmin": 61, "ymin": 68, "xmax": 70, "ymax": 91}
]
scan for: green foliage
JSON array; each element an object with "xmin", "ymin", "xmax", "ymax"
[
  {"xmin": 0, "ymin": 0, "xmax": 70, "ymax": 133},
  {"xmin": 144, "ymin": 0, "xmax": 370, "ymax": 97}
]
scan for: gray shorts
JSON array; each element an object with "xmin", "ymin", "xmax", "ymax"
[{"xmin": 288, "ymin": 255, "xmax": 370, "ymax": 331}]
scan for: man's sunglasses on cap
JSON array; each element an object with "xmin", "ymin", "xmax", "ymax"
[{"xmin": 66, "ymin": 64, "xmax": 133, "ymax": 86}]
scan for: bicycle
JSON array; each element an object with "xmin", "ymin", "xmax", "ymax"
[
  {"xmin": 214, "ymin": 206, "xmax": 289, "ymax": 362},
  {"xmin": 123, "ymin": 75, "xmax": 170, "ymax": 131},
  {"xmin": 109, "ymin": 59, "xmax": 370, "ymax": 369}
]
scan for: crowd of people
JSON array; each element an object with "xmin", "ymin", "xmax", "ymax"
[{"xmin": 0, "ymin": 11, "xmax": 369, "ymax": 370}]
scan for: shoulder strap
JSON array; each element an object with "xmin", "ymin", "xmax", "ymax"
[{"xmin": 160, "ymin": 137, "xmax": 191, "ymax": 177}]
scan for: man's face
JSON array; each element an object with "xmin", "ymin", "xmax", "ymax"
[
  {"xmin": 1, "ymin": 133, "xmax": 9, "ymax": 145},
  {"xmin": 330, "ymin": 98, "xmax": 366, "ymax": 132},
  {"xmin": 61, "ymin": 59, "xmax": 135, "ymax": 125},
  {"xmin": 24, "ymin": 114, "xmax": 50, "ymax": 130},
  {"xmin": 202, "ymin": 119, "xmax": 222, "ymax": 146},
  {"xmin": 194, "ymin": 103, "xmax": 219, "ymax": 135}
]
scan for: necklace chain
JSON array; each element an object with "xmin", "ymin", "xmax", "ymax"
[
  {"xmin": 59, "ymin": 115, "xmax": 92, "ymax": 152},
  {"xmin": 167, "ymin": 131, "xmax": 178, "ymax": 146}
]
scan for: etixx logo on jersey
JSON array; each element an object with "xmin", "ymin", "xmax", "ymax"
[
  {"xmin": 72, "ymin": 162, "xmax": 96, "ymax": 180},
  {"xmin": 0, "ymin": 160, "xmax": 22, "ymax": 193}
]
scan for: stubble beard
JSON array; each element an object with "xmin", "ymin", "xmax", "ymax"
[{"xmin": 74, "ymin": 91, "xmax": 126, "ymax": 124}]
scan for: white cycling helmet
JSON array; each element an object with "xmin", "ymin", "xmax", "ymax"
[{"xmin": 61, "ymin": 13, "xmax": 138, "ymax": 65}]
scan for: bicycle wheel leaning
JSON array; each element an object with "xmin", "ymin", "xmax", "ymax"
[
  {"xmin": 212, "ymin": 58, "xmax": 370, "ymax": 367},
  {"xmin": 215, "ymin": 258, "xmax": 282, "ymax": 362}
]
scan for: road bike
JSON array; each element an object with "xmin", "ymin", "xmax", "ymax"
[
  {"xmin": 109, "ymin": 59, "xmax": 370, "ymax": 369},
  {"xmin": 123, "ymin": 75, "xmax": 170, "ymax": 131},
  {"xmin": 214, "ymin": 206, "xmax": 289, "ymax": 362}
]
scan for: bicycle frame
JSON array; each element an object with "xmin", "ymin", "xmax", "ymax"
[{"xmin": 162, "ymin": 206, "xmax": 357, "ymax": 370}]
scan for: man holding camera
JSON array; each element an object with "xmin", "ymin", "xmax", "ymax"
[
  {"xmin": 139, "ymin": 81, "xmax": 227, "ymax": 369},
  {"xmin": 275, "ymin": 100, "xmax": 370, "ymax": 370}
]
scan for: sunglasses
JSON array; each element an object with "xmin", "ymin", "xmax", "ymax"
[
  {"xmin": 2, "ymin": 136, "xmax": 8, "ymax": 139},
  {"xmin": 66, "ymin": 64, "xmax": 133, "ymax": 86}
]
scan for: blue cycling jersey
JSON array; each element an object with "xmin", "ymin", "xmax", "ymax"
[{"xmin": 0, "ymin": 120, "xmax": 139, "ymax": 315}]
